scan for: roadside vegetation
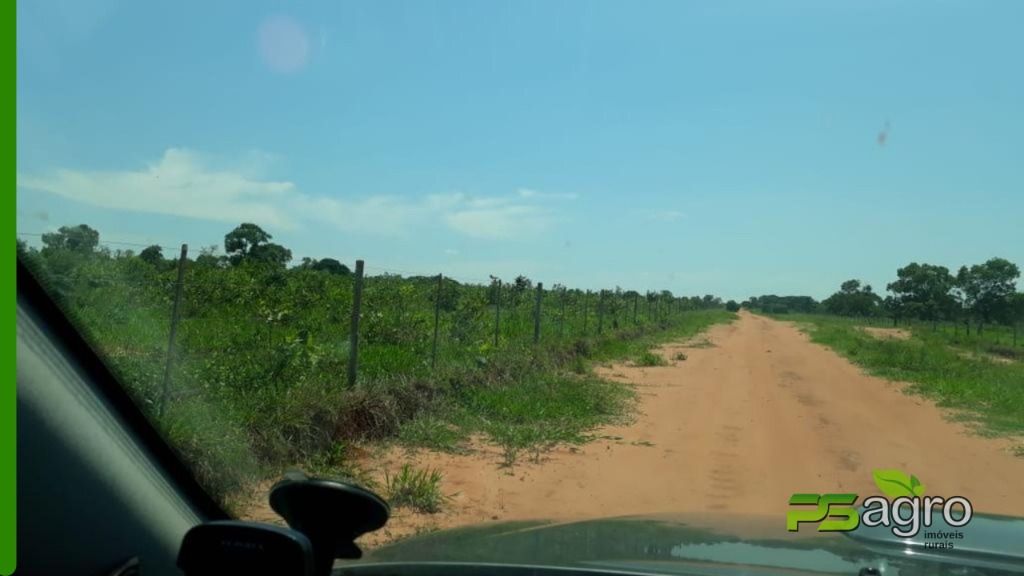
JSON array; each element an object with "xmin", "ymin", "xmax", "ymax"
[
  {"xmin": 16, "ymin": 223, "xmax": 734, "ymax": 510},
  {"xmin": 384, "ymin": 464, "xmax": 447, "ymax": 514},
  {"xmin": 744, "ymin": 257, "xmax": 1024, "ymax": 441}
]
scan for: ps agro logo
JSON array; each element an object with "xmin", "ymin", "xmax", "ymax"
[{"xmin": 787, "ymin": 469, "xmax": 973, "ymax": 547}]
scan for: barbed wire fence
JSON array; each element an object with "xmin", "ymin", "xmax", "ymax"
[{"xmin": 19, "ymin": 231, "xmax": 707, "ymax": 416}]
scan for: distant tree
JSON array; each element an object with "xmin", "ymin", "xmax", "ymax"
[
  {"xmin": 249, "ymin": 243, "xmax": 292, "ymax": 268},
  {"xmin": 224, "ymin": 223, "xmax": 271, "ymax": 256},
  {"xmin": 725, "ymin": 300, "xmax": 740, "ymax": 312},
  {"xmin": 956, "ymin": 258, "xmax": 1021, "ymax": 334},
  {"xmin": 823, "ymin": 279, "xmax": 882, "ymax": 317},
  {"xmin": 41, "ymin": 224, "xmax": 99, "ymax": 254},
  {"xmin": 196, "ymin": 245, "xmax": 227, "ymax": 268},
  {"xmin": 311, "ymin": 258, "xmax": 350, "ymax": 276},
  {"xmin": 224, "ymin": 223, "xmax": 291, "ymax": 268},
  {"xmin": 701, "ymin": 294, "xmax": 721, "ymax": 308},
  {"xmin": 886, "ymin": 263, "xmax": 956, "ymax": 323},
  {"xmin": 139, "ymin": 245, "xmax": 163, "ymax": 266},
  {"xmin": 513, "ymin": 275, "xmax": 532, "ymax": 292},
  {"xmin": 511, "ymin": 275, "xmax": 533, "ymax": 304}
]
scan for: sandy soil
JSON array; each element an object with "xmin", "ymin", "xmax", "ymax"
[
  {"xmin": 861, "ymin": 327, "xmax": 912, "ymax": 340},
  {"xmin": 242, "ymin": 311, "xmax": 1024, "ymax": 547}
]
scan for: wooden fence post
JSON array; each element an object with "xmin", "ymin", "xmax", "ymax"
[
  {"xmin": 432, "ymin": 273, "xmax": 442, "ymax": 369},
  {"xmin": 533, "ymin": 282, "xmax": 543, "ymax": 344},
  {"xmin": 494, "ymin": 279, "xmax": 502, "ymax": 347},
  {"xmin": 583, "ymin": 290, "xmax": 589, "ymax": 335},
  {"xmin": 598, "ymin": 290, "xmax": 606, "ymax": 334},
  {"xmin": 559, "ymin": 288, "xmax": 566, "ymax": 339},
  {"xmin": 347, "ymin": 260, "xmax": 364, "ymax": 388},
  {"xmin": 633, "ymin": 292, "xmax": 639, "ymax": 324},
  {"xmin": 159, "ymin": 244, "xmax": 188, "ymax": 418}
]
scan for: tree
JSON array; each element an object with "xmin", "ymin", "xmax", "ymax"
[
  {"xmin": 725, "ymin": 300, "xmax": 740, "ymax": 312},
  {"xmin": 886, "ymin": 263, "xmax": 956, "ymax": 323},
  {"xmin": 511, "ymin": 275, "xmax": 533, "ymax": 304},
  {"xmin": 823, "ymin": 279, "xmax": 882, "ymax": 317},
  {"xmin": 195, "ymin": 245, "xmax": 227, "ymax": 268},
  {"xmin": 749, "ymin": 294, "xmax": 819, "ymax": 314},
  {"xmin": 139, "ymin": 245, "xmax": 163, "ymax": 266},
  {"xmin": 224, "ymin": 223, "xmax": 291, "ymax": 268},
  {"xmin": 956, "ymin": 258, "xmax": 1020, "ymax": 333},
  {"xmin": 249, "ymin": 243, "xmax": 292, "ymax": 268},
  {"xmin": 311, "ymin": 258, "xmax": 350, "ymax": 275},
  {"xmin": 41, "ymin": 224, "xmax": 99, "ymax": 254},
  {"xmin": 701, "ymin": 294, "xmax": 721, "ymax": 308}
]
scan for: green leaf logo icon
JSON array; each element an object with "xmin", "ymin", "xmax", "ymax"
[
  {"xmin": 910, "ymin": 474, "xmax": 926, "ymax": 497},
  {"xmin": 872, "ymin": 469, "xmax": 924, "ymax": 498}
]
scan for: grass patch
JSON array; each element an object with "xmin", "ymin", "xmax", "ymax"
[
  {"xmin": 772, "ymin": 313, "xmax": 1024, "ymax": 437},
  {"xmin": 635, "ymin": 351, "xmax": 669, "ymax": 367},
  {"xmin": 673, "ymin": 352, "xmax": 688, "ymax": 362},
  {"xmin": 384, "ymin": 464, "xmax": 447, "ymax": 513},
  {"xmin": 389, "ymin": 311, "xmax": 734, "ymax": 462},
  {"xmin": 588, "ymin": 310, "xmax": 734, "ymax": 362},
  {"xmin": 397, "ymin": 415, "xmax": 469, "ymax": 453}
]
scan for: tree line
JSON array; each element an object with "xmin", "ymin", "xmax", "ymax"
[
  {"xmin": 18, "ymin": 222, "xmax": 728, "ymax": 313},
  {"xmin": 745, "ymin": 258, "xmax": 1023, "ymax": 335}
]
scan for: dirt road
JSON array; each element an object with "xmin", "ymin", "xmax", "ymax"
[{"xmin": 246, "ymin": 311, "xmax": 1024, "ymax": 543}]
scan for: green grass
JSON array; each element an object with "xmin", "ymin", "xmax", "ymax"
[
  {"xmin": 390, "ymin": 310, "xmax": 734, "ymax": 463},
  {"xmin": 772, "ymin": 313, "xmax": 1024, "ymax": 438},
  {"xmin": 19, "ymin": 248, "xmax": 737, "ymax": 507},
  {"xmin": 384, "ymin": 464, "xmax": 447, "ymax": 513},
  {"xmin": 588, "ymin": 310, "xmax": 734, "ymax": 362},
  {"xmin": 397, "ymin": 415, "xmax": 469, "ymax": 453}
]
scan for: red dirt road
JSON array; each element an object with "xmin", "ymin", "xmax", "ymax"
[{"xmin": 245, "ymin": 311, "xmax": 1024, "ymax": 544}]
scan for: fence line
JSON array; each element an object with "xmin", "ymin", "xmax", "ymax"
[{"xmin": 24, "ymin": 249, "xmax": 732, "ymax": 410}]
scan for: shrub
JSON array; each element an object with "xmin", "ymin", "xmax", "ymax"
[
  {"xmin": 636, "ymin": 350, "xmax": 669, "ymax": 367},
  {"xmin": 384, "ymin": 464, "xmax": 447, "ymax": 513}
]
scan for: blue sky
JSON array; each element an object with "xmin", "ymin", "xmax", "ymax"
[{"xmin": 16, "ymin": 0, "xmax": 1024, "ymax": 300}]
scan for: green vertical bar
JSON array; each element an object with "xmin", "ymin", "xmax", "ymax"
[{"xmin": 3, "ymin": 0, "xmax": 16, "ymax": 571}]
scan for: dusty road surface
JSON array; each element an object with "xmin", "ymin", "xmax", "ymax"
[{"xmin": 245, "ymin": 311, "xmax": 1024, "ymax": 544}]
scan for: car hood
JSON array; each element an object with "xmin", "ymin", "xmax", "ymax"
[{"xmin": 357, "ymin": 510, "xmax": 1024, "ymax": 575}]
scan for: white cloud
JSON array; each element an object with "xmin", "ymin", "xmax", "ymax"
[
  {"xmin": 446, "ymin": 204, "xmax": 551, "ymax": 240},
  {"xmin": 517, "ymin": 188, "xmax": 578, "ymax": 200},
  {"xmin": 646, "ymin": 209, "xmax": 686, "ymax": 222},
  {"xmin": 18, "ymin": 148, "xmax": 566, "ymax": 241},
  {"xmin": 18, "ymin": 148, "xmax": 300, "ymax": 229}
]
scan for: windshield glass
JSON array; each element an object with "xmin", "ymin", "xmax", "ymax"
[{"xmin": 16, "ymin": 0, "xmax": 1024, "ymax": 571}]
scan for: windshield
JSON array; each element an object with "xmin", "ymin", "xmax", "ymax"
[{"xmin": 16, "ymin": 0, "xmax": 1024, "ymax": 572}]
